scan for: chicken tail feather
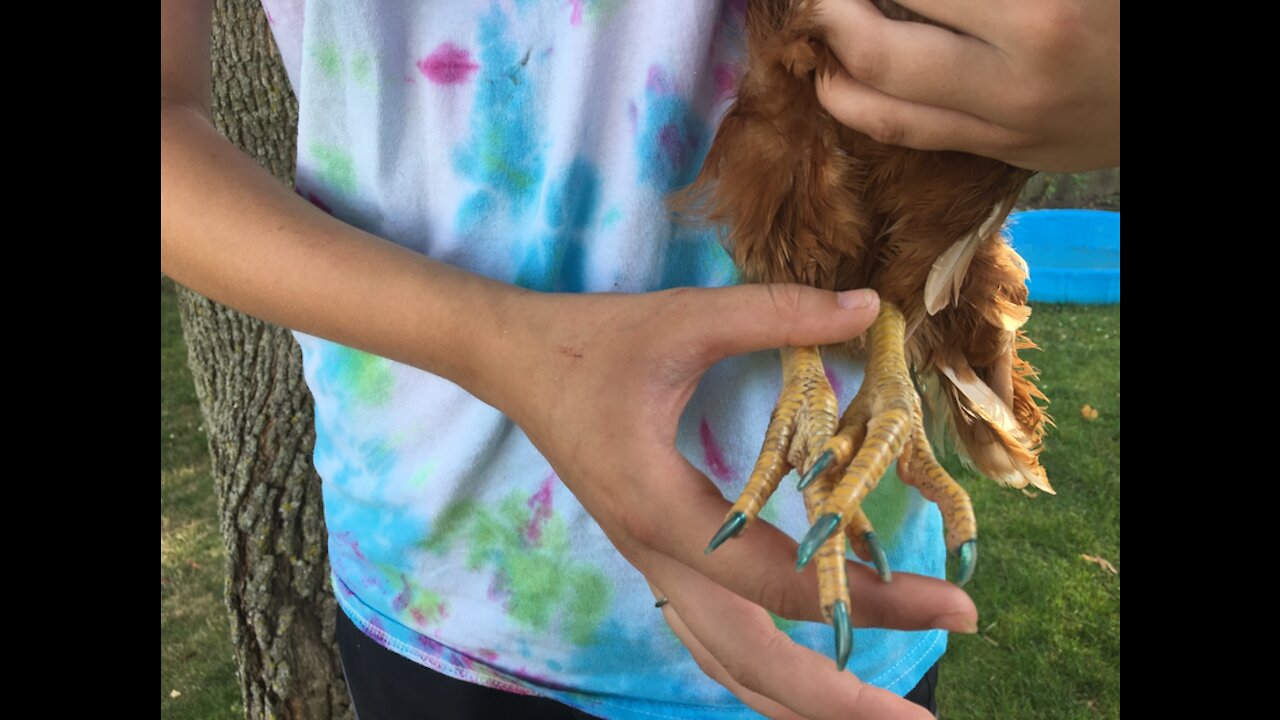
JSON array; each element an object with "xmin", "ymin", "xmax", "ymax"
[{"xmin": 930, "ymin": 348, "xmax": 1053, "ymax": 494}]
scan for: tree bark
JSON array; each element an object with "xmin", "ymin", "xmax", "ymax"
[{"xmin": 175, "ymin": 1, "xmax": 351, "ymax": 717}]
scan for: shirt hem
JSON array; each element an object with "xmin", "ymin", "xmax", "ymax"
[{"xmin": 333, "ymin": 572, "xmax": 947, "ymax": 718}]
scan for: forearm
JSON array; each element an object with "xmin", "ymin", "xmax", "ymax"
[{"xmin": 160, "ymin": 100, "xmax": 530, "ymax": 406}]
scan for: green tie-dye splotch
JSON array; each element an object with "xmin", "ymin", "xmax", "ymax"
[
  {"xmin": 423, "ymin": 483, "xmax": 611, "ymax": 646},
  {"xmin": 317, "ymin": 344, "xmax": 395, "ymax": 408},
  {"xmin": 309, "ymin": 141, "xmax": 358, "ymax": 197},
  {"xmin": 314, "ymin": 41, "xmax": 343, "ymax": 79}
]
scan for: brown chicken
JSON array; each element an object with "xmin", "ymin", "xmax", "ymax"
[{"xmin": 677, "ymin": 0, "xmax": 1054, "ymax": 670}]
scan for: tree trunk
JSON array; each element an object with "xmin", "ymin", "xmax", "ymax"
[{"xmin": 175, "ymin": 1, "xmax": 351, "ymax": 717}]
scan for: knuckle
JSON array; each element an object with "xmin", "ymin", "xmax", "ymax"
[
  {"xmin": 842, "ymin": 40, "xmax": 885, "ymax": 85},
  {"xmin": 688, "ymin": 648, "xmax": 723, "ymax": 682},
  {"xmin": 619, "ymin": 506, "xmax": 660, "ymax": 548},
  {"xmin": 814, "ymin": 69, "xmax": 837, "ymax": 106},
  {"xmin": 1006, "ymin": 78, "xmax": 1066, "ymax": 128},
  {"xmin": 762, "ymin": 629, "xmax": 793, "ymax": 658},
  {"xmin": 723, "ymin": 631, "xmax": 792, "ymax": 689},
  {"xmin": 754, "ymin": 570, "xmax": 805, "ymax": 620},
  {"xmin": 721, "ymin": 651, "xmax": 765, "ymax": 690},
  {"xmin": 765, "ymin": 284, "xmax": 809, "ymax": 345},
  {"xmin": 1024, "ymin": 4, "xmax": 1085, "ymax": 57},
  {"xmin": 866, "ymin": 112, "xmax": 908, "ymax": 146},
  {"xmin": 766, "ymin": 283, "xmax": 807, "ymax": 320}
]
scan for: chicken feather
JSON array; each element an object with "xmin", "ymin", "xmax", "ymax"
[{"xmin": 674, "ymin": 0, "xmax": 1051, "ymax": 497}]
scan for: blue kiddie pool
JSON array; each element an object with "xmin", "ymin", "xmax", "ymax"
[{"xmin": 1005, "ymin": 209, "xmax": 1120, "ymax": 304}]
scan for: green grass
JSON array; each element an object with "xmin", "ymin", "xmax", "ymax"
[
  {"xmin": 160, "ymin": 280, "xmax": 1118, "ymax": 718},
  {"xmin": 938, "ymin": 304, "xmax": 1120, "ymax": 719},
  {"xmin": 161, "ymin": 278, "xmax": 243, "ymax": 719}
]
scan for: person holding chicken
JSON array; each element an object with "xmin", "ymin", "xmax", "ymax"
[{"xmin": 162, "ymin": 1, "xmax": 1118, "ymax": 717}]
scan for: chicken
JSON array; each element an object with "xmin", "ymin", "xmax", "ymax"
[{"xmin": 676, "ymin": 0, "xmax": 1054, "ymax": 670}]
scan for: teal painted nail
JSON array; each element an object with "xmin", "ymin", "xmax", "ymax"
[
  {"xmin": 833, "ymin": 600, "xmax": 853, "ymax": 671},
  {"xmin": 796, "ymin": 450, "xmax": 834, "ymax": 490},
  {"xmin": 865, "ymin": 532, "xmax": 892, "ymax": 583},
  {"xmin": 705, "ymin": 512, "xmax": 747, "ymax": 554},
  {"xmin": 796, "ymin": 513, "xmax": 842, "ymax": 569},
  {"xmin": 957, "ymin": 540, "xmax": 977, "ymax": 587}
]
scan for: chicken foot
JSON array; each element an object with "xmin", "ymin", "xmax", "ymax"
[
  {"xmin": 705, "ymin": 345, "xmax": 839, "ymax": 552},
  {"xmin": 794, "ymin": 303, "xmax": 978, "ymax": 590},
  {"xmin": 704, "ymin": 303, "xmax": 977, "ymax": 670},
  {"xmin": 702, "ymin": 344, "xmax": 891, "ymax": 671}
]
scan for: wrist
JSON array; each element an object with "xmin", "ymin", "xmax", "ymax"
[{"xmin": 446, "ymin": 282, "xmax": 565, "ymax": 424}]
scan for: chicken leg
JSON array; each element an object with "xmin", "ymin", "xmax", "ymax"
[{"xmin": 706, "ymin": 302, "xmax": 978, "ymax": 670}]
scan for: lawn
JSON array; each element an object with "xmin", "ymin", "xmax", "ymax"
[
  {"xmin": 161, "ymin": 279, "xmax": 1118, "ymax": 718},
  {"xmin": 161, "ymin": 278, "xmax": 243, "ymax": 719},
  {"xmin": 937, "ymin": 304, "xmax": 1120, "ymax": 719}
]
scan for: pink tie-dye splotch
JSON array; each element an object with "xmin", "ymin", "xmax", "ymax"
[
  {"xmin": 568, "ymin": 0, "xmax": 585, "ymax": 26},
  {"xmin": 712, "ymin": 63, "xmax": 737, "ymax": 103},
  {"xmin": 646, "ymin": 65, "xmax": 674, "ymax": 94},
  {"xmin": 417, "ymin": 43, "xmax": 480, "ymax": 85},
  {"xmin": 392, "ymin": 575, "xmax": 413, "ymax": 611},
  {"xmin": 658, "ymin": 123, "xmax": 692, "ymax": 174},
  {"xmin": 525, "ymin": 473, "xmax": 556, "ymax": 544},
  {"xmin": 699, "ymin": 418, "xmax": 735, "ymax": 485}
]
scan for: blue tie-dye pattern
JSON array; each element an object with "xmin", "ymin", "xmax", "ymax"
[
  {"xmin": 515, "ymin": 157, "xmax": 600, "ymax": 292},
  {"xmin": 309, "ymin": 342, "xmax": 364, "ymax": 405},
  {"xmin": 452, "ymin": 5, "xmax": 599, "ymax": 293},
  {"xmin": 635, "ymin": 68, "xmax": 709, "ymax": 191},
  {"xmin": 659, "ymin": 225, "xmax": 740, "ymax": 289},
  {"xmin": 330, "ymin": 503, "xmax": 432, "ymax": 563},
  {"xmin": 633, "ymin": 66, "xmax": 741, "ymax": 290},
  {"xmin": 454, "ymin": 4, "xmax": 545, "ymax": 236},
  {"xmin": 563, "ymin": 615, "xmax": 738, "ymax": 704},
  {"xmin": 313, "ymin": 406, "xmax": 397, "ymax": 485}
]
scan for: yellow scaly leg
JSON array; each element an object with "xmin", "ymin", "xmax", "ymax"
[
  {"xmin": 899, "ymin": 404, "xmax": 978, "ymax": 585},
  {"xmin": 705, "ymin": 345, "xmax": 838, "ymax": 550},
  {"xmin": 792, "ymin": 303, "xmax": 981, "ymax": 671}
]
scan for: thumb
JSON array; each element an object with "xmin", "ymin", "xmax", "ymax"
[{"xmin": 695, "ymin": 284, "xmax": 880, "ymax": 360}]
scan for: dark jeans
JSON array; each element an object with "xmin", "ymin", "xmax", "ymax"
[{"xmin": 337, "ymin": 608, "xmax": 939, "ymax": 718}]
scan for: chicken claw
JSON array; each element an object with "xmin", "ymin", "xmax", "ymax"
[
  {"xmin": 705, "ymin": 345, "xmax": 838, "ymax": 553},
  {"xmin": 708, "ymin": 304, "xmax": 979, "ymax": 670},
  {"xmin": 793, "ymin": 303, "xmax": 979, "ymax": 638}
]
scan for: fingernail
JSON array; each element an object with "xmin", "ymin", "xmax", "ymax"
[
  {"xmin": 932, "ymin": 612, "xmax": 978, "ymax": 634},
  {"xmin": 837, "ymin": 289, "xmax": 878, "ymax": 309}
]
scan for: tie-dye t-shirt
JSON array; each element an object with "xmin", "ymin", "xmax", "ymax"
[{"xmin": 263, "ymin": 2, "xmax": 947, "ymax": 718}]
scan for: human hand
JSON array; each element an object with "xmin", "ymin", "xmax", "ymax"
[
  {"xmin": 479, "ymin": 284, "xmax": 976, "ymax": 719},
  {"xmin": 811, "ymin": 0, "xmax": 1120, "ymax": 172}
]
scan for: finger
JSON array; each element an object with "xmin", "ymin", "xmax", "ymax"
[
  {"xmin": 620, "ymin": 452, "xmax": 824, "ymax": 621},
  {"xmin": 644, "ymin": 580, "xmax": 670, "ymax": 609},
  {"xmin": 815, "ymin": 65, "xmax": 1022, "ymax": 156},
  {"xmin": 659, "ymin": 600, "xmax": 808, "ymax": 720},
  {"xmin": 647, "ymin": 461, "xmax": 826, "ymax": 621},
  {"xmin": 813, "ymin": 0, "xmax": 1010, "ymax": 116},
  {"xmin": 850, "ymin": 0, "xmax": 1014, "ymax": 40},
  {"xmin": 689, "ymin": 284, "xmax": 881, "ymax": 360},
  {"xmin": 843, "ymin": 561, "xmax": 978, "ymax": 633},
  {"xmin": 646, "ymin": 554, "xmax": 937, "ymax": 720}
]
